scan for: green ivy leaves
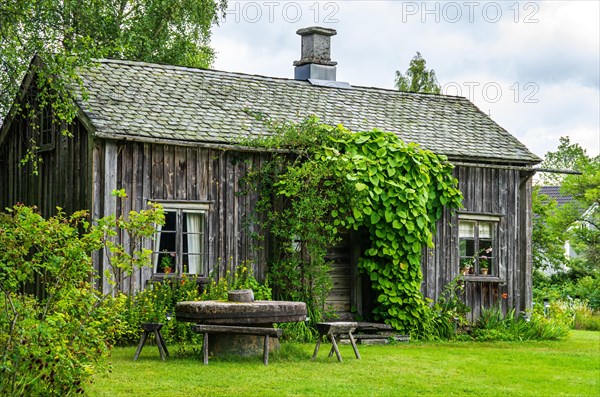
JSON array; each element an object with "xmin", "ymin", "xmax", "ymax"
[{"xmin": 246, "ymin": 116, "xmax": 462, "ymax": 333}]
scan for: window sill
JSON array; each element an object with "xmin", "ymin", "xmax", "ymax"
[
  {"xmin": 461, "ymin": 275, "xmax": 503, "ymax": 283},
  {"xmin": 150, "ymin": 274, "xmax": 209, "ymax": 284}
]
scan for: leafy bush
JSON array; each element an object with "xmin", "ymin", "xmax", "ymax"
[
  {"xmin": 535, "ymin": 272, "xmax": 600, "ymax": 312},
  {"xmin": 202, "ymin": 261, "xmax": 272, "ymax": 302},
  {"xmin": 277, "ymin": 305, "xmax": 323, "ymax": 343},
  {"xmin": 571, "ymin": 301, "xmax": 600, "ymax": 331},
  {"xmin": 0, "ymin": 206, "xmax": 105, "ymax": 395},
  {"xmin": 575, "ymin": 314, "xmax": 600, "ymax": 331},
  {"xmin": 470, "ymin": 306, "xmax": 570, "ymax": 341},
  {"xmin": 574, "ymin": 276, "xmax": 600, "ymax": 310},
  {"xmin": 100, "ymin": 276, "xmax": 204, "ymax": 347},
  {"xmin": 99, "ymin": 262, "xmax": 273, "ymax": 346},
  {"xmin": 413, "ymin": 277, "xmax": 470, "ymax": 340},
  {"xmin": 524, "ymin": 313, "xmax": 571, "ymax": 340},
  {"xmin": 0, "ymin": 201, "xmax": 163, "ymax": 396}
]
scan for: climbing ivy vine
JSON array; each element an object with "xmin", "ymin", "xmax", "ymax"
[{"xmin": 244, "ymin": 116, "xmax": 462, "ymax": 333}]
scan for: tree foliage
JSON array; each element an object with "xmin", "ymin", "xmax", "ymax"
[
  {"xmin": 534, "ymin": 137, "xmax": 599, "ymax": 272},
  {"xmin": 0, "ymin": 0, "xmax": 226, "ymax": 127},
  {"xmin": 533, "ymin": 136, "xmax": 599, "ymax": 308},
  {"xmin": 532, "ymin": 186, "xmax": 569, "ymax": 272},
  {"xmin": 244, "ymin": 116, "xmax": 462, "ymax": 334},
  {"xmin": 394, "ymin": 52, "xmax": 441, "ymax": 94},
  {"xmin": 562, "ymin": 156, "xmax": 600, "ymax": 274},
  {"xmin": 538, "ymin": 137, "xmax": 589, "ymax": 185}
]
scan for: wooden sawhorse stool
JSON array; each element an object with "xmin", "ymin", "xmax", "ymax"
[
  {"xmin": 133, "ymin": 323, "xmax": 169, "ymax": 361},
  {"xmin": 312, "ymin": 322, "xmax": 361, "ymax": 362}
]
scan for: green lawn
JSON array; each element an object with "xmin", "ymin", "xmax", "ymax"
[{"xmin": 89, "ymin": 331, "xmax": 600, "ymax": 397}]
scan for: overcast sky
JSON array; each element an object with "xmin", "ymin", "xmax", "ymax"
[{"xmin": 210, "ymin": 0, "xmax": 599, "ymax": 160}]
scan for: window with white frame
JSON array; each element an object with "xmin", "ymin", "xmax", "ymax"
[
  {"xmin": 153, "ymin": 204, "xmax": 208, "ymax": 276},
  {"xmin": 458, "ymin": 215, "xmax": 500, "ymax": 277}
]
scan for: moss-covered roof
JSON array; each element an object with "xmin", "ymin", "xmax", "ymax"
[{"xmin": 76, "ymin": 59, "xmax": 540, "ymax": 164}]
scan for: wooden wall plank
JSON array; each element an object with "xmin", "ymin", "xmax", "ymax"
[
  {"xmin": 187, "ymin": 147, "xmax": 198, "ymax": 201},
  {"xmin": 217, "ymin": 152, "xmax": 226, "ymax": 278},
  {"xmin": 152, "ymin": 145, "xmax": 164, "ymax": 199},
  {"xmin": 163, "ymin": 145, "xmax": 175, "ymax": 200},
  {"xmin": 206, "ymin": 149, "xmax": 217, "ymax": 274},
  {"xmin": 141, "ymin": 142, "xmax": 153, "ymax": 284},
  {"xmin": 175, "ymin": 146, "xmax": 187, "ymax": 200},
  {"xmin": 226, "ymin": 153, "xmax": 236, "ymax": 270},
  {"xmin": 102, "ymin": 141, "xmax": 118, "ymax": 294}
]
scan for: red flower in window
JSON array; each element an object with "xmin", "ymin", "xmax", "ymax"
[{"xmin": 502, "ymin": 293, "xmax": 508, "ymax": 299}]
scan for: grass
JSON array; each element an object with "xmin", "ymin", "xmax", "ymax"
[{"xmin": 88, "ymin": 331, "xmax": 600, "ymax": 397}]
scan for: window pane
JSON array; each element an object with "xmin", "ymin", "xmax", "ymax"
[
  {"xmin": 480, "ymin": 239, "xmax": 493, "ymax": 252},
  {"xmin": 154, "ymin": 211, "xmax": 177, "ymax": 273},
  {"xmin": 162, "ymin": 211, "xmax": 177, "ymax": 231},
  {"xmin": 184, "ymin": 212, "xmax": 204, "ymax": 274},
  {"xmin": 460, "ymin": 239, "xmax": 475, "ymax": 257},
  {"xmin": 479, "ymin": 222, "xmax": 492, "ymax": 238},
  {"xmin": 459, "ymin": 221, "xmax": 475, "ymax": 238}
]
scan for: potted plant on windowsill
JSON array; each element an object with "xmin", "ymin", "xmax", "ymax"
[
  {"xmin": 479, "ymin": 247, "xmax": 492, "ymax": 275},
  {"xmin": 479, "ymin": 259, "xmax": 489, "ymax": 275},
  {"xmin": 460, "ymin": 258, "xmax": 473, "ymax": 276},
  {"xmin": 160, "ymin": 251, "xmax": 175, "ymax": 274}
]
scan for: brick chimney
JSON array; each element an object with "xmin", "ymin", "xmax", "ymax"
[{"xmin": 293, "ymin": 26, "xmax": 337, "ymax": 81}]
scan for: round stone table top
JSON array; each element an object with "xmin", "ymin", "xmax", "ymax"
[{"xmin": 175, "ymin": 300, "xmax": 307, "ymax": 325}]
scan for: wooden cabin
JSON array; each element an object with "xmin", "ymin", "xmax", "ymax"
[{"xmin": 0, "ymin": 28, "xmax": 540, "ymax": 322}]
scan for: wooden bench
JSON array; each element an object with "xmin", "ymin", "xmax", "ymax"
[
  {"xmin": 312, "ymin": 322, "xmax": 360, "ymax": 362},
  {"xmin": 191, "ymin": 324, "xmax": 283, "ymax": 365}
]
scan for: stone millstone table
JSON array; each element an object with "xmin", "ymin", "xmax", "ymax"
[{"xmin": 176, "ymin": 290, "xmax": 307, "ymax": 361}]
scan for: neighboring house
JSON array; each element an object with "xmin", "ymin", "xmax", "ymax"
[{"xmin": 0, "ymin": 27, "xmax": 541, "ymax": 322}]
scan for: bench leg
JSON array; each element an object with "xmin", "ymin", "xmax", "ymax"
[
  {"xmin": 327, "ymin": 334, "xmax": 337, "ymax": 358},
  {"xmin": 154, "ymin": 330, "xmax": 167, "ymax": 361},
  {"xmin": 311, "ymin": 336, "xmax": 322, "ymax": 361},
  {"xmin": 157, "ymin": 330, "xmax": 170, "ymax": 357},
  {"xmin": 203, "ymin": 333, "xmax": 209, "ymax": 365},
  {"xmin": 328, "ymin": 334, "xmax": 343, "ymax": 362},
  {"xmin": 348, "ymin": 332, "xmax": 361, "ymax": 360},
  {"xmin": 133, "ymin": 331, "xmax": 149, "ymax": 361},
  {"xmin": 263, "ymin": 335, "xmax": 269, "ymax": 366}
]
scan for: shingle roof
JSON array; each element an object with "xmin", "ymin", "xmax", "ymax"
[
  {"xmin": 539, "ymin": 186, "xmax": 574, "ymax": 206},
  {"xmin": 76, "ymin": 59, "xmax": 540, "ymax": 164}
]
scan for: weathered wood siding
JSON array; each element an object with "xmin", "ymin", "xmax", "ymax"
[
  {"xmin": 0, "ymin": 114, "xmax": 90, "ymax": 217},
  {"xmin": 1, "ymin": 105, "xmax": 534, "ymax": 320},
  {"xmin": 421, "ymin": 165, "xmax": 533, "ymax": 322},
  {"xmin": 91, "ymin": 140, "xmax": 268, "ymax": 293}
]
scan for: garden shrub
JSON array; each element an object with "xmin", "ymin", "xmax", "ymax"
[
  {"xmin": 0, "ymin": 206, "xmax": 105, "ymax": 396},
  {"xmin": 471, "ymin": 306, "xmax": 570, "ymax": 341},
  {"xmin": 574, "ymin": 310, "xmax": 600, "ymax": 331},
  {"xmin": 202, "ymin": 261, "xmax": 272, "ymax": 302},
  {"xmin": 414, "ymin": 277, "xmax": 470, "ymax": 340},
  {"xmin": 574, "ymin": 276, "xmax": 600, "ymax": 311},
  {"xmin": 0, "ymin": 200, "xmax": 163, "ymax": 396},
  {"xmin": 100, "ymin": 262, "xmax": 273, "ymax": 346},
  {"xmin": 534, "ymin": 270, "xmax": 600, "ymax": 312}
]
